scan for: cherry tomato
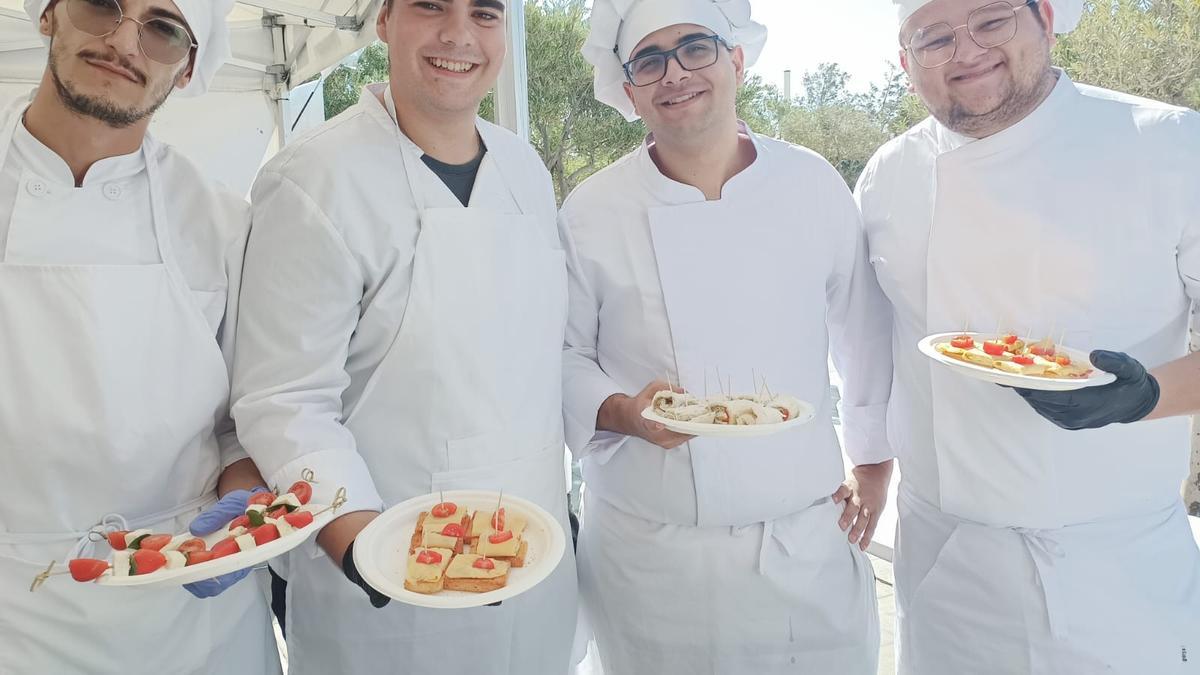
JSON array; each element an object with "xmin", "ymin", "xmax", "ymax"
[
  {"xmin": 950, "ymin": 335, "xmax": 975, "ymax": 350},
  {"xmin": 1012, "ymin": 355, "xmax": 1035, "ymax": 366},
  {"xmin": 487, "ymin": 530, "xmax": 514, "ymax": 545},
  {"xmin": 287, "ymin": 481, "xmax": 313, "ymax": 506},
  {"xmin": 177, "ymin": 538, "xmax": 206, "ymax": 553},
  {"xmin": 491, "ymin": 508, "xmax": 506, "ymax": 532},
  {"xmin": 69, "ymin": 558, "xmax": 110, "ymax": 582},
  {"xmin": 228, "ymin": 515, "xmax": 250, "ymax": 532},
  {"xmin": 283, "ymin": 511, "xmax": 314, "ymax": 529},
  {"xmin": 211, "ymin": 537, "xmax": 240, "ymax": 559},
  {"xmin": 1001, "ymin": 334, "xmax": 1019, "ymax": 345},
  {"xmin": 185, "ymin": 550, "xmax": 216, "ymax": 566},
  {"xmin": 440, "ymin": 523, "xmax": 464, "ymax": 538},
  {"xmin": 416, "ymin": 549, "xmax": 443, "ymax": 565},
  {"xmin": 1029, "ymin": 343, "xmax": 1056, "ymax": 357},
  {"xmin": 107, "ymin": 531, "xmax": 129, "ymax": 551},
  {"xmin": 248, "ymin": 492, "xmax": 277, "ymax": 508},
  {"xmin": 982, "ymin": 340, "xmax": 1007, "ymax": 356},
  {"xmin": 130, "ymin": 550, "xmax": 167, "ymax": 575},
  {"xmin": 252, "ymin": 524, "xmax": 281, "ymax": 546},
  {"xmin": 472, "ymin": 557, "xmax": 495, "ymax": 570},
  {"xmin": 267, "ymin": 506, "xmax": 288, "ymax": 520},
  {"xmin": 1055, "ymin": 354, "xmax": 1072, "ymax": 366},
  {"xmin": 138, "ymin": 535, "xmax": 172, "ymax": 551},
  {"xmin": 430, "ymin": 502, "xmax": 457, "ymax": 519}
]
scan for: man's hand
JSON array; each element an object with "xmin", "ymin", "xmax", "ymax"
[
  {"xmin": 596, "ymin": 380, "xmax": 694, "ymax": 449},
  {"xmin": 1012, "ymin": 350, "xmax": 1159, "ymax": 430},
  {"xmin": 317, "ymin": 511, "xmax": 390, "ymax": 608},
  {"xmin": 182, "ymin": 487, "xmax": 269, "ymax": 598},
  {"xmin": 833, "ymin": 459, "xmax": 893, "ymax": 552}
]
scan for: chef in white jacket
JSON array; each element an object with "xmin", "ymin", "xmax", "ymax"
[
  {"xmin": 231, "ymin": 0, "xmax": 577, "ymax": 673},
  {"xmin": 0, "ymin": 0, "xmax": 280, "ymax": 672},
  {"xmin": 856, "ymin": 0, "xmax": 1200, "ymax": 672},
  {"xmin": 563, "ymin": 1, "xmax": 895, "ymax": 672}
]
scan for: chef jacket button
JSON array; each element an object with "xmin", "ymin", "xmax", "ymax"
[
  {"xmin": 26, "ymin": 179, "xmax": 46, "ymax": 197},
  {"xmin": 103, "ymin": 183, "xmax": 123, "ymax": 200}
]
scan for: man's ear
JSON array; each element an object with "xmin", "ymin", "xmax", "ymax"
[
  {"xmin": 376, "ymin": 0, "xmax": 391, "ymax": 43},
  {"xmin": 623, "ymin": 80, "xmax": 639, "ymax": 117},
  {"xmin": 174, "ymin": 55, "xmax": 194, "ymax": 90},
  {"xmin": 39, "ymin": 1, "xmax": 55, "ymax": 38},
  {"xmin": 730, "ymin": 44, "xmax": 745, "ymax": 86}
]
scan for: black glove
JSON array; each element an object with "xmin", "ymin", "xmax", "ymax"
[
  {"xmin": 1011, "ymin": 350, "xmax": 1159, "ymax": 430},
  {"xmin": 343, "ymin": 540, "xmax": 391, "ymax": 608}
]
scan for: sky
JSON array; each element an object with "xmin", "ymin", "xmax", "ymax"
[{"xmin": 747, "ymin": 1, "xmax": 905, "ymax": 95}]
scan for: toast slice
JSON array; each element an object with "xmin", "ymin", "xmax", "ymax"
[
  {"xmin": 443, "ymin": 554, "xmax": 510, "ymax": 593},
  {"xmin": 474, "ymin": 536, "xmax": 528, "ymax": 568},
  {"xmin": 467, "ymin": 509, "xmax": 526, "ymax": 545},
  {"xmin": 410, "ymin": 511, "xmax": 468, "ymax": 554},
  {"xmin": 403, "ymin": 547, "xmax": 453, "ymax": 595}
]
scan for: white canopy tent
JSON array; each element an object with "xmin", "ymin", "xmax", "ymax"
[{"xmin": 0, "ymin": 0, "xmax": 528, "ymax": 194}]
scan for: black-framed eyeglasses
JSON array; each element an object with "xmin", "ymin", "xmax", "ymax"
[
  {"xmin": 904, "ymin": 0, "xmax": 1039, "ymax": 69},
  {"xmin": 622, "ymin": 34, "xmax": 731, "ymax": 87},
  {"xmin": 64, "ymin": 0, "xmax": 197, "ymax": 65}
]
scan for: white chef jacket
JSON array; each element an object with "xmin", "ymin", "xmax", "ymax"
[
  {"xmin": 0, "ymin": 116, "xmax": 249, "ymax": 469},
  {"xmin": 561, "ymin": 124, "xmax": 894, "ymax": 527},
  {"xmin": 855, "ymin": 72, "xmax": 1200, "ymax": 526},
  {"xmin": 232, "ymin": 84, "xmax": 561, "ymax": 514}
]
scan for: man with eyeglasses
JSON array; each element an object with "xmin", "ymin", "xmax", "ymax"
[
  {"xmin": 0, "ymin": 0, "xmax": 282, "ymax": 672},
  {"xmin": 563, "ymin": 1, "xmax": 894, "ymax": 672},
  {"xmin": 856, "ymin": 0, "xmax": 1200, "ymax": 672}
]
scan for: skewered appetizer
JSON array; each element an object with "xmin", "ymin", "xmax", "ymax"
[
  {"xmin": 402, "ymin": 498, "xmax": 529, "ymax": 595},
  {"xmin": 63, "ymin": 480, "xmax": 319, "ymax": 583},
  {"xmin": 934, "ymin": 333, "xmax": 1094, "ymax": 379},
  {"xmin": 651, "ymin": 390, "xmax": 806, "ymax": 425}
]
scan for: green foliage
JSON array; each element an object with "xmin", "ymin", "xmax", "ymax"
[
  {"xmin": 1055, "ymin": 0, "xmax": 1200, "ymax": 110},
  {"xmin": 316, "ymin": 0, "xmax": 1194, "ymax": 194}
]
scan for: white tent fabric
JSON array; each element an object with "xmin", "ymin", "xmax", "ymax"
[{"xmin": 0, "ymin": 0, "xmax": 383, "ymax": 193}]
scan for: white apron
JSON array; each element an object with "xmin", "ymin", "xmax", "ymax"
[
  {"xmin": 892, "ymin": 77, "xmax": 1200, "ymax": 674},
  {"xmin": 284, "ymin": 109, "xmax": 577, "ymax": 675},
  {"xmin": 579, "ymin": 165, "xmax": 878, "ymax": 674},
  {"xmin": 0, "ymin": 106, "xmax": 278, "ymax": 674}
]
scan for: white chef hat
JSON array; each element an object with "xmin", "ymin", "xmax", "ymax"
[
  {"xmin": 27, "ymin": 0, "xmax": 234, "ymax": 96},
  {"xmin": 895, "ymin": 0, "xmax": 1085, "ymax": 33},
  {"xmin": 584, "ymin": 0, "xmax": 768, "ymax": 121}
]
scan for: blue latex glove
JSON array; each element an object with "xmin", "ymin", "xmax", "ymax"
[
  {"xmin": 183, "ymin": 487, "xmax": 269, "ymax": 599},
  {"xmin": 1011, "ymin": 350, "xmax": 1160, "ymax": 431}
]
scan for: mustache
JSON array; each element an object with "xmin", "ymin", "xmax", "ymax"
[{"xmin": 77, "ymin": 49, "xmax": 147, "ymax": 85}]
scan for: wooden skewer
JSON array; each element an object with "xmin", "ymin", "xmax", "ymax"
[
  {"xmin": 715, "ymin": 366, "xmax": 725, "ymax": 399},
  {"xmin": 300, "ymin": 468, "xmax": 318, "ymax": 484},
  {"xmin": 30, "ymin": 560, "xmax": 60, "ymax": 593}
]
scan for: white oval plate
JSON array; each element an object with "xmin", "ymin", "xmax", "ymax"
[
  {"xmin": 640, "ymin": 400, "xmax": 816, "ymax": 438},
  {"xmin": 918, "ymin": 332, "xmax": 1116, "ymax": 392},
  {"xmin": 353, "ymin": 490, "xmax": 566, "ymax": 609},
  {"xmin": 95, "ymin": 503, "xmax": 336, "ymax": 587}
]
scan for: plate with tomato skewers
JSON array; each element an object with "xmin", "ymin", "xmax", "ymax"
[
  {"xmin": 33, "ymin": 478, "xmax": 346, "ymax": 590},
  {"xmin": 919, "ymin": 332, "xmax": 1116, "ymax": 391}
]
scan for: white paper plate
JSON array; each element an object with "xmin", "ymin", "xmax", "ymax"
[
  {"xmin": 918, "ymin": 332, "xmax": 1116, "ymax": 392},
  {"xmin": 353, "ymin": 490, "xmax": 566, "ymax": 609},
  {"xmin": 94, "ymin": 503, "xmax": 337, "ymax": 587},
  {"xmin": 640, "ymin": 401, "xmax": 816, "ymax": 438}
]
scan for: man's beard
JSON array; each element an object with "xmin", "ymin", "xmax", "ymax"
[
  {"xmin": 943, "ymin": 66, "xmax": 1054, "ymax": 137},
  {"xmin": 47, "ymin": 37, "xmax": 179, "ymax": 129}
]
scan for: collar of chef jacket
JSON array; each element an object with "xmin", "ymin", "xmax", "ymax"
[
  {"xmin": 11, "ymin": 113, "xmax": 146, "ymax": 188},
  {"xmin": 931, "ymin": 68, "xmax": 1079, "ymax": 157},
  {"xmin": 635, "ymin": 120, "xmax": 770, "ymax": 205}
]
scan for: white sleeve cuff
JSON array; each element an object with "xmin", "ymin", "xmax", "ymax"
[
  {"xmin": 841, "ymin": 402, "xmax": 894, "ymax": 465},
  {"xmin": 267, "ymin": 449, "xmax": 385, "ymax": 516},
  {"xmin": 564, "ymin": 377, "xmax": 623, "ymax": 459}
]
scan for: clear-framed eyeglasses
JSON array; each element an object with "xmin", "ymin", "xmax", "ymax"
[
  {"xmin": 905, "ymin": 0, "xmax": 1040, "ymax": 69},
  {"xmin": 64, "ymin": 0, "xmax": 197, "ymax": 65},
  {"xmin": 622, "ymin": 34, "xmax": 731, "ymax": 87}
]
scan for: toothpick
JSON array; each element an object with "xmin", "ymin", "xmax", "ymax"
[
  {"xmin": 715, "ymin": 366, "xmax": 725, "ymax": 398},
  {"xmin": 30, "ymin": 560, "xmax": 58, "ymax": 593},
  {"xmin": 496, "ymin": 489, "xmax": 504, "ymax": 513},
  {"xmin": 703, "ymin": 366, "xmax": 708, "ymax": 399}
]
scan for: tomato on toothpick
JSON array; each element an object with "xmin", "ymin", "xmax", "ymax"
[
  {"xmin": 248, "ymin": 492, "xmax": 277, "ymax": 508},
  {"xmin": 472, "ymin": 557, "xmax": 495, "ymax": 570},
  {"xmin": 416, "ymin": 549, "xmax": 443, "ymax": 565},
  {"xmin": 982, "ymin": 340, "xmax": 1007, "ymax": 356},
  {"xmin": 1055, "ymin": 354, "xmax": 1072, "ymax": 367},
  {"xmin": 129, "ymin": 550, "xmax": 167, "ymax": 576},
  {"xmin": 287, "ymin": 481, "xmax": 313, "ymax": 505},
  {"xmin": 430, "ymin": 502, "xmax": 457, "ymax": 519},
  {"xmin": 283, "ymin": 511, "xmax": 314, "ymax": 529},
  {"xmin": 177, "ymin": 538, "xmax": 206, "ymax": 554},
  {"xmin": 211, "ymin": 537, "xmax": 240, "ymax": 559},
  {"xmin": 950, "ymin": 335, "xmax": 975, "ymax": 350},
  {"xmin": 488, "ymin": 530, "xmax": 514, "ymax": 545},
  {"xmin": 491, "ymin": 508, "xmax": 506, "ymax": 532},
  {"xmin": 1012, "ymin": 355, "xmax": 1036, "ymax": 366},
  {"xmin": 69, "ymin": 559, "xmax": 110, "ymax": 582},
  {"xmin": 186, "ymin": 550, "xmax": 216, "ymax": 566},
  {"xmin": 440, "ymin": 523, "xmax": 464, "ymax": 538}
]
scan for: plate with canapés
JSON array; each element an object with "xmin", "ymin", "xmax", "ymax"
[
  {"xmin": 641, "ymin": 390, "xmax": 816, "ymax": 438},
  {"xmin": 352, "ymin": 490, "xmax": 566, "ymax": 609},
  {"xmin": 919, "ymin": 332, "xmax": 1116, "ymax": 391}
]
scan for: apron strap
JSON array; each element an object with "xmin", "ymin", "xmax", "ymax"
[{"xmin": 1013, "ymin": 527, "xmax": 1070, "ymax": 641}]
